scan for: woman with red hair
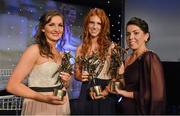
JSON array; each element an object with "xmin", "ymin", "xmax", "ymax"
[{"xmin": 75, "ymin": 8, "xmax": 117, "ymax": 115}]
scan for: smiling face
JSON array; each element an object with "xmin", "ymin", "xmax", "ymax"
[
  {"xmin": 126, "ymin": 24, "xmax": 149, "ymax": 50},
  {"xmin": 42, "ymin": 15, "xmax": 64, "ymax": 44},
  {"xmin": 88, "ymin": 15, "xmax": 102, "ymax": 39}
]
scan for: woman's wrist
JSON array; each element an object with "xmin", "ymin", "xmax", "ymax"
[
  {"xmin": 104, "ymin": 86, "xmax": 110, "ymax": 95},
  {"xmin": 63, "ymin": 81, "xmax": 69, "ymax": 88},
  {"xmin": 123, "ymin": 91, "xmax": 134, "ymax": 99},
  {"xmin": 33, "ymin": 92, "xmax": 47, "ymax": 103}
]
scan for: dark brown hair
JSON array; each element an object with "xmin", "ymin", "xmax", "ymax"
[
  {"xmin": 126, "ymin": 17, "xmax": 150, "ymax": 43},
  {"xmin": 34, "ymin": 9, "xmax": 65, "ymax": 58}
]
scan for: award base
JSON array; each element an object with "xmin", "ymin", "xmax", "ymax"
[
  {"xmin": 110, "ymin": 81, "xmax": 124, "ymax": 93},
  {"xmin": 90, "ymin": 85, "xmax": 102, "ymax": 96},
  {"xmin": 53, "ymin": 89, "xmax": 66, "ymax": 100}
]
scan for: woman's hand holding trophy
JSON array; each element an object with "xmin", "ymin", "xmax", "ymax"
[
  {"xmin": 109, "ymin": 43, "xmax": 127, "ymax": 94},
  {"xmin": 79, "ymin": 52, "xmax": 106, "ymax": 99},
  {"xmin": 52, "ymin": 51, "xmax": 74, "ymax": 100},
  {"xmin": 90, "ymin": 87, "xmax": 109, "ymax": 100},
  {"xmin": 81, "ymin": 70, "xmax": 89, "ymax": 82},
  {"xmin": 78, "ymin": 54, "xmax": 97, "ymax": 82}
]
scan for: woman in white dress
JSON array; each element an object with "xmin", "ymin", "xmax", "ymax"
[{"xmin": 6, "ymin": 10, "xmax": 71, "ymax": 115}]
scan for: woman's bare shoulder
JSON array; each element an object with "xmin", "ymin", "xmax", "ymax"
[
  {"xmin": 21, "ymin": 44, "xmax": 40, "ymax": 61},
  {"xmin": 76, "ymin": 43, "xmax": 83, "ymax": 57},
  {"xmin": 24, "ymin": 44, "xmax": 39, "ymax": 54}
]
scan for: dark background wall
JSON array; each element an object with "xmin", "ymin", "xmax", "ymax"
[
  {"xmin": 61, "ymin": 0, "xmax": 125, "ymax": 46},
  {"xmin": 125, "ymin": 0, "xmax": 180, "ymax": 61}
]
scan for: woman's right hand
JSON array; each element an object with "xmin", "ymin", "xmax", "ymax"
[
  {"xmin": 81, "ymin": 71, "xmax": 89, "ymax": 82},
  {"xmin": 44, "ymin": 94, "xmax": 67, "ymax": 105}
]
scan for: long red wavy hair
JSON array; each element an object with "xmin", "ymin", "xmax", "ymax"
[{"xmin": 80, "ymin": 8, "xmax": 111, "ymax": 60}]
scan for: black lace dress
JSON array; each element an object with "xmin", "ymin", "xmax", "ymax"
[{"xmin": 117, "ymin": 51, "xmax": 166, "ymax": 114}]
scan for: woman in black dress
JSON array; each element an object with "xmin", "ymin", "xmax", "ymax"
[
  {"xmin": 75, "ymin": 8, "xmax": 117, "ymax": 115},
  {"xmin": 115, "ymin": 17, "xmax": 166, "ymax": 114}
]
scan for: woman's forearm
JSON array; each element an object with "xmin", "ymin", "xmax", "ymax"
[{"xmin": 6, "ymin": 83, "xmax": 46, "ymax": 102}]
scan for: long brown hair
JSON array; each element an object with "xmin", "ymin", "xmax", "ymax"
[
  {"xmin": 81, "ymin": 8, "xmax": 111, "ymax": 60},
  {"xmin": 34, "ymin": 10, "xmax": 65, "ymax": 58}
]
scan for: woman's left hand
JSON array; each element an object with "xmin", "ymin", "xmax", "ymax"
[
  {"xmin": 115, "ymin": 86, "xmax": 134, "ymax": 99},
  {"xmin": 59, "ymin": 72, "xmax": 71, "ymax": 82},
  {"xmin": 59, "ymin": 72, "xmax": 71, "ymax": 88},
  {"xmin": 90, "ymin": 89, "xmax": 108, "ymax": 100}
]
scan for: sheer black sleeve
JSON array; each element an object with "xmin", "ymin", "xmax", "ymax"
[{"xmin": 134, "ymin": 51, "xmax": 166, "ymax": 114}]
